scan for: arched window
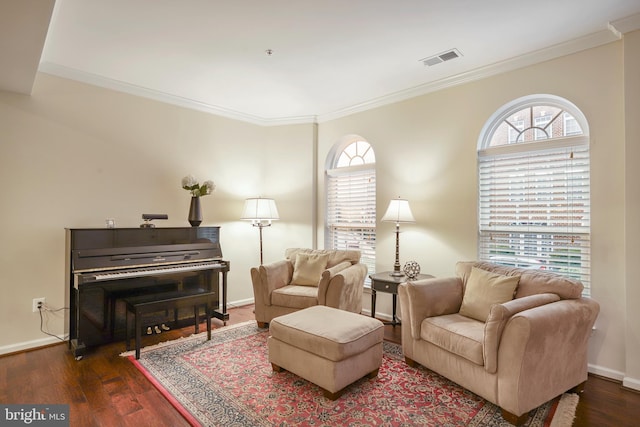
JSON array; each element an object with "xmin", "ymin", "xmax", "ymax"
[
  {"xmin": 325, "ymin": 136, "xmax": 376, "ymax": 281},
  {"xmin": 478, "ymin": 95, "xmax": 591, "ymax": 295}
]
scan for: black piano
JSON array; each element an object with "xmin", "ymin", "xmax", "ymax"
[{"xmin": 65, "ymin": 226, "xmax": 229, "ymax": 359}]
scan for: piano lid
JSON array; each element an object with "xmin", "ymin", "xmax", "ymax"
[
  {"xmin": 67, "ymin": 227, "xmax": 222, "ymax": 272},
  {"xmin": 67, "ymin": 227, "xmax": 220, "ymax": 250}
]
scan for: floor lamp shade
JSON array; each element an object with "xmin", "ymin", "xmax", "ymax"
[
  {"xmin": 241, "ymin": 197, "xmax": 280, "ymax": 223},
  {"xmin": 381, "ymin": 198, "xmax": 415, "ymax": 277},
  {"xmin": 241, "ymin": 198, "xmax": 279, "ymax": 265}
]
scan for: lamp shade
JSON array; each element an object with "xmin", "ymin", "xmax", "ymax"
[
  {"xmin": 381, "ymin": 198, "xmax": 415, "ymax": 223},
  {"xmin": 241, "ymin": 198, "xmax": 280, "ymax": 221}
]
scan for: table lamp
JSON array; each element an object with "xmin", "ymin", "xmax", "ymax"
[{"xmin": 381, "ymin": 197, "xmax": 415, "ymax": 277}]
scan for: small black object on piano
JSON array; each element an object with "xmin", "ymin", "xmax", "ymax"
[{"xmin": 140, "ymin": 213, "xmax": 168, "ymax": 228}]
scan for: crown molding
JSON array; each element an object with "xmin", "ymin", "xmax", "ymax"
[
  {"xmin": 316, "ymin": 27, "xmax": 621, "ymax": 123},
  {"xmin": 37, "ymin": 62, "xmax": 317, "ymax": 126},
  {"xmin": 610, "ymin": 12, "xmax": 640, "ymax": 34},
  {"xmin": 39, "ymin": 25, "xmax": 623, "ymax": 127}
]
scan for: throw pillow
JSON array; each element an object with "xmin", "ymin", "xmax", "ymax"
[
  {"xmin": 459, "ymin": 266, "xmax": 520, "ymax": 322},
  {"xmin": 291, "ymin": 253, "xmax": 330, "ymax": 286}
]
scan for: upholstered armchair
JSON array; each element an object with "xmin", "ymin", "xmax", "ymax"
[
  {"xmin": 398, "ymin": 261, "xmax": 599, "ymax": 426},
  {"xmin": 250, "ymin": 248, "xmax": 368, "ymax": 328}
]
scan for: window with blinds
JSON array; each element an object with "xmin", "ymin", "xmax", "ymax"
[
  {"xmin": 478, "ymin": 98, "xmax": 591, "ymax": 295},
  {"xmin": 325, "ymin": 140, "xmax": 376, "ymax": 284}
]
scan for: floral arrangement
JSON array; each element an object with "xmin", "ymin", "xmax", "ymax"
[{"xmin": 182, "ymin": 174, "xmax": 216, "ymax": 197}]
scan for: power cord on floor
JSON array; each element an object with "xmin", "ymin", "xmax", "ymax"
[{"xmin": 37, "ymin": 303, "xmax": 69, "ymax": 342}]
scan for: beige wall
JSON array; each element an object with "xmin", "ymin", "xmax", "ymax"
[
  {"xmin": 0, "ymin": 74, "xmax": 315, "ymax": 352},
  {"xmin": 0, "ymin": 34, "xmax": 637, "ymax": 390},
  {"xmin": 624, "ymin": 29, "xmax": 640, "ymax": 391},
  {"xmin": 318, "ymin": 40, "xmax": 633, "ymax": 385}
]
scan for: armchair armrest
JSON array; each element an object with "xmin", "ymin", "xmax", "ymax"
[
  {"xmin": 398, "ymin": 277, "xmax": 463, "ymax": 340},
  {"xmin": 250, "ymin": 259, "xmax": 292, "ymax": 308},
  {"xmin": 483, "ymin": 293, "xmax": 560, "ymax": 373},
  {"xmin": 496, "ymin": 297, "xmax": 599, "ymax": 416},
  {"xmin": 321, "ymin": 262, "xmax": 367, "ymax": 313}
]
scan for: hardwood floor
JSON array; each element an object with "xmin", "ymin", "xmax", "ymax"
[{"xmin": 1, "ymin": 304, "xmax": 638, "ymax": 426}]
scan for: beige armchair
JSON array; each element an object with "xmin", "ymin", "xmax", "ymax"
[
  {"xmin": 398, "ymin": 261, "xmax": 599, "ymax": 426},
  {"xmin": 250, "ymin": 248, "xmax": 368, "ymax": 327}
]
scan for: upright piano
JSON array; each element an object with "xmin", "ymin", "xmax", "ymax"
[{"xmin": 65, "ymin": 226, "xmax": 229, "ymax": 359}]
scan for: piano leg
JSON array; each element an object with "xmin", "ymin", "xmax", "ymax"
[
  {"xmin": 206, "ymin": 301, "xmax": 212, "ymax": 340},
  {"xmin": 194, "ymin": 305, "xmax": 200, "ymax": 334},
  {"xmin": 212, "ymin": 270, "xmax": 229, "ymax": 325},
  {"xmin": 70, "ymin": 339, "xmax": 86, "ymax": 360},
  {"xmin": 135, "ymin": 306, "xmax": 142, "ymax": 360},
  {"xmin": 125, "ymin": 309, "xmax": 131, "ymax": 351}
]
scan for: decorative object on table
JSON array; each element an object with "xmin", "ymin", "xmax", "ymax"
[
  {"xmin": 403, "ymin": 260, "xmax": 421, "ymax": 279},
  {"xmin": 241, "ymin": 197, "xmax": 279, "ymax": 265},
  {"xmin": 188, "ymin": 197, "xmax": 202, "ymax": 226},
  {"xmin": 381, "ymin": 197, "xmax": 416, "ymax": 277},
  {"xmin": 182, "ymin": 175, "xmax": 215, "ymax": 226}
]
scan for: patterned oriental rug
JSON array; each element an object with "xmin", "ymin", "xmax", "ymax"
[{"xmin": 123, "ymin": 321, "xmax": 578, "ymax": 427}]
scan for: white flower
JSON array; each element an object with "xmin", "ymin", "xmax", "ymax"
[
  {"xmin": 202, "ymin": 180, "xmax": 216, "ymax": 195},
  {"xmin": 182, "ymin": 175, "xmax": 216, "ymax": 197},
  {"xmin": 182, "ymin": 174, "xmax": 198, "ymax": 189}
]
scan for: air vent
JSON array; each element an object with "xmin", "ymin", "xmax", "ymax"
[{"xmin": 420, "ymin": 48, "xmax": 462, "ymax": 67}]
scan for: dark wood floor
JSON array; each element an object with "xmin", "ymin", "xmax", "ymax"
[{"xmin": 1, "ymin": 304, "xmax": 639, "ymax": 426}]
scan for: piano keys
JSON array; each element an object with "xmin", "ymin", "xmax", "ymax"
[
  {"xmin": 79, "ymin": 261, "xmax": 225, "ymax": 284},
  {"xmin": 66, "ymin": 227, "xmax": 229, "ymax": 359}
]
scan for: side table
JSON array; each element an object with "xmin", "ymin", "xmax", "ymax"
[{"xmin": 369, "ymin": 272, "xmax": 434, "ymax": 326}]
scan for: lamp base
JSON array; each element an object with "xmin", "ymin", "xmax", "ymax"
[{"xmin": 389, "ymin": 270, "xmax": 405, "ymax": 277}]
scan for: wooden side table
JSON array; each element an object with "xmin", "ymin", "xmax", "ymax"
[{"xmin": 369, "ymin": 272, "xmax": 434, "ymax": 326}]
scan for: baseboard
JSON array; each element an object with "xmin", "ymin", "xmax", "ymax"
[
  {"xmin": 0, "ymin": 335, "xmax": 65, "ymax": 356},
  {"xmin": 623, "ymin": 376, "xmax": 640, "ymax": 392},
  {"xmin": 588, "ymin": 363, "xmax": 625, "ymax": 381},
  {"xmin": 363, "ymin": 309, "xmax": 394, "ymax": 323},
  {"xmin": 588, "ymin": 364, "xmax": 640, "ymax": 392},
  {"xmin": 227, "ymin": 297, "xmax": 255, "ymax": 308}
]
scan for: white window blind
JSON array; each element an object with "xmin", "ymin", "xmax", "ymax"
[
  {"xmin": 325, "ymin": 166, "xmax": 376, "ymax": 281},
  {"xmin": 478, "ymin": 137, "xmax": 591, "ymax": 294}
]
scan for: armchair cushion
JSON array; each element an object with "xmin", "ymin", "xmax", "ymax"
[
  {"xmin": 271, "ymin": 285, "xmax": 319, "ymax": 309},
  {"xmin": 292, "ymin": 252, "xmax": 329, "ymax": 286},
  {"xmin": 421, "ymin": 314, "xmax": 485, "ymax": 365},
  {"xmin": 459, "ymin": 267, "xmax": 520, "ymax": 322}
]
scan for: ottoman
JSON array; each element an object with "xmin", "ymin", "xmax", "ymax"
[{"xmin": 268, "ymin": 305, "xmax": 384, "ymax": 400}]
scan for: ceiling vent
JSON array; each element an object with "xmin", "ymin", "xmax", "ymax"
[{"xmin": 420, "ymin": 48, "xmax": 462, "ymax": 67}]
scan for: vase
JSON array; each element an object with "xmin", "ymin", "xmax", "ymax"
[{"xmin": 188, "ymin": 196, "xmax": 202, "ymax": 226}]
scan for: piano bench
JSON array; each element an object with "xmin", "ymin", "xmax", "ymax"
[{"xmin": 124, "ymin": 288, "xmax": 216, "ymax": 359}]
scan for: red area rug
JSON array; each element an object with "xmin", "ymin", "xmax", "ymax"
[{"xmin": 124, "ymin": 321, "xmax": 578, "ymax": 426}]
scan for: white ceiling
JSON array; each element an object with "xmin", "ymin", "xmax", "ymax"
[{"xmin": 3, "ymin": 1, "xmax": 640, "ymax": 125}]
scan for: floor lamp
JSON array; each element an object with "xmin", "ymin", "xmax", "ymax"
[
  {"xmin": 381, "ymin": 197, "xmax": 415, "ymax": 277},
  {"xmin": 241, "ymin": 197, "xmax": 279, "ymax": 265}
]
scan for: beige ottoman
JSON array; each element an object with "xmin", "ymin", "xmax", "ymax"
[{"xmin": 268, "ymin": 305, "xmax": 384, "ymax": 400}]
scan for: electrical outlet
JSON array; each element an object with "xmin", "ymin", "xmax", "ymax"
[{"xmin": 32, "ymin": 297, "xmax": 45, "ymax": 312}]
